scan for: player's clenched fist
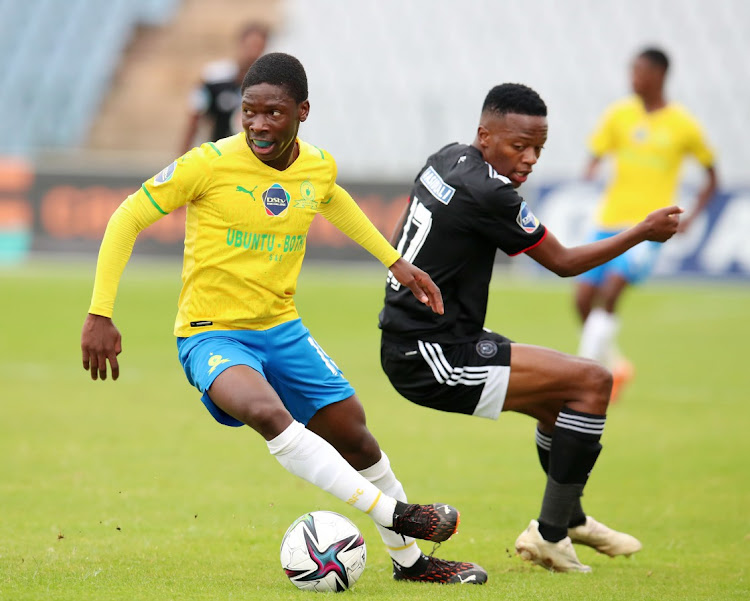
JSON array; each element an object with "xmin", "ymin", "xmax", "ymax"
[
  {"xmin": 641, "ymin": 206, "xmax": 684, "ymax": 242},
  {"xmin": 81, "ymin": 313, "xmax": 122, "ymax": 381}
]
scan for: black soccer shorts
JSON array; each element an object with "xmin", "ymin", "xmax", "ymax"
[{"xmin": 380, "ymin": 330, "xmax": 512, "ymax": 420}]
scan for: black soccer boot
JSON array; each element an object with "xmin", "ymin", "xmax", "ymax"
[
  {"xmin": 388, "ymin": 501, "xmax": 459, "ymax": 543},
  {"xmin": 393, "ymin": 552, "xmax": 488, "ymax": 584}
]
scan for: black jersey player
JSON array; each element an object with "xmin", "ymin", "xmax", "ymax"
[
  {"xmin": 180, "ymin": 23, "xmax": 268, "ymax": 154},
  {"xmin": 379, "ymin": 83, "xmax": 683, "ymax": 572}
]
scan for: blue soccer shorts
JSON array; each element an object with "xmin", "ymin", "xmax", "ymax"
[
  {"xmin": 578, "ymin": 229, "xmax": 661, "ymax": 286},
  {"xmin": 176, "ymin": 319, "xmax": 355, "ymax": 427}
]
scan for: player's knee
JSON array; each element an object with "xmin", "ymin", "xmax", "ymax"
[
  {"xmin": 581, "ymin": 360, "xmax": 612, "ymax": 413},
  {"xmin": 338, "ymin": 429, "xmax": 381, "ymax": 470},
  {"xmin": 237, "ymin": 403, "xmax": 290, "ymax": 439}
]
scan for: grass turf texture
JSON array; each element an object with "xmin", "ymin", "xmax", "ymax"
[{"xmin": 1, "ymin": 260, "xmax": 748, "ymax": 600}]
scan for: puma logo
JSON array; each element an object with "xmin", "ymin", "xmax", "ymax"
[{"xmin": 236, "ymin": 185, "xmax": 258, "ymax": 201}]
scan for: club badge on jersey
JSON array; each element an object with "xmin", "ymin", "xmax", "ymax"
[{"xmin": 516, "ymin": 201, "xmax": 540, "ymax": 233}]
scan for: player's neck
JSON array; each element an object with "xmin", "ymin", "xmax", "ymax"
[{"xmin": 639, "ymin": 92, "xmax": 667, "ymax": 113}]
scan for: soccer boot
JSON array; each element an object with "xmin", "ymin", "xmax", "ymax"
[
  {"xmin": 389, "ymin": 501, "xmax": 459, "ymax": 543},
  {"xmin": 610, "ymin": 358, "xmax": 634, "ymax": 404},
  {"xmin": 568, "ymin": 516, "xmax": 642, "ymax": 557},
  {"xmin": 393, "ymin": 553, "xmax": 488, "ymax": 584},
  {"xmin": 515, "ymin": 519, "xmax": 592, "ymax": 573}
]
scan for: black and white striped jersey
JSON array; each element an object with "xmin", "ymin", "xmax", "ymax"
[{"xmin": 379, "ymin": 143, "xmax": 547, "ymax": 344}]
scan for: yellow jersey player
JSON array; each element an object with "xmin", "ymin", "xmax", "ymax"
[
  {"xmin": 576, "ymin": 47, "xmax": 718, "ymax": 400},
  {"xmin": 80, "ymin": 53, "xmax": 487, "ymax": 585}
]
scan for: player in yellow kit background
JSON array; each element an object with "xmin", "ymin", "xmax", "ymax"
[
  {"xmin": 575, "ymin": 47, "xmax": 718, "ymax": 400},
  {"xmin": 80, "ymin": 53, "xmax": 487, "ymax": 584}
]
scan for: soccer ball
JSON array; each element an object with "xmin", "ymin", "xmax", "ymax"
[{"xmin": 280, "ymin": 511, "xmax": 367, "ymax": 592}]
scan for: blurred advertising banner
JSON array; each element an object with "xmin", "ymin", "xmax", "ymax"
[
  {"xmin": 27, "ymin": 167, "xmax": 411, "ymax": 260},
  {"xmin": 533, "ymin": 181, "xmax": 750, "ymax": 280},
  {"xmin": 0, "ymin": 158, "xmax": 34, "ymax": 263},
  {"xmin": 21, "ymin": 167, "xmax": 750, "ymax": 278}
]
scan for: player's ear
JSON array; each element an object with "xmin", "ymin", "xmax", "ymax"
[
  {"xmin": 298, "ymin": 100, "xmax": 310, "ymax": 123},
  {"xmin": 476, "ymin": 124, "xmax": 489, "ymax": 148}
]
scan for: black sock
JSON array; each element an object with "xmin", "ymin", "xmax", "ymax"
[
  {"xmin": 536, "ymin": 426, "xmax": 587, "ymax": 528},
  {"xmin": 537, "ymin": 409, "xmax": 605, "ymax": 541}
]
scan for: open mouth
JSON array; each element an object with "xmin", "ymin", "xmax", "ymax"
[
  {"xmin": 512, "ymin": 171, "xmax": 530, "ymax": 184},
  {"xmin": 251, "ymin": 139, "xmax": 275, "ymax": 154}
]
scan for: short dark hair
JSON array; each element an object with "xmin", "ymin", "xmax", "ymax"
[
  {"xmin": 481, "ymin": 83, "xmax": 547, "ymax": 118},
  {"xmin": 638, "ymin": 47, "xmax": 670, "ymax": 72},
  {"xmin": 241, "ymin": 52, "xmax": 308, "ymax": 103}
]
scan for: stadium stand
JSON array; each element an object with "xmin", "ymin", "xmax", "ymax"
[
  {"xmin": 273, "ymin": 0, "xmax": 750, "ymax": 183},
  {"xmin": 0, "ymin": 0, "xmax": 747, "ymax": 185},
  {"xmin": 0, "ymin": 0, "xmax": 180, "ymax": 155}
]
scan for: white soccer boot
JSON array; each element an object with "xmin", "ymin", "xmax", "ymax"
[
  {"xmin": 568, "ymin": 516, "xmax": 642, "ymax": 557},
  {"xmin": 515, "ymin": 519, "xmax": 592, "ymax": 573}
]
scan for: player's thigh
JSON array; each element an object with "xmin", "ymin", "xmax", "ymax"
[
  {"xmin": 505, "ymin": 343, "xmax": 612, "ymax": 424},
  {"xmin": 265, "ymin": 319, "xmax": 356, "ymax": 425},
  {"xmin": 306, "ymin": 394, "xmax": 382, "ymax": 470},
  {"xmin": 209, "ymin": 365, "xmax": 294, "ymax": 440}
]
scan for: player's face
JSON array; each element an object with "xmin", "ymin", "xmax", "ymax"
[
  {"xmin": 477, "ymin": 113, "xmax": 547, "ymax": 188},
  {"xmin": 631, "ymin": 56, "xmax": 663, "ymax": 97},
  {"xmin": 241, "ymin": 83, "xmax": 309, "ymax": 170},
  {"xmin": 237, "ymin": 31, "xmax": 267, "ymax": 71}
]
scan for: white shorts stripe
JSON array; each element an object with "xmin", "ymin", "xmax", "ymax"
[
  {"xmin": 418, "ymin": 341, "xmax": 491, "ymax": 388},
  {"xmin": 418, "ymin": 340, "xmax": 447, "ymax": 383},
  {"xmin": 473, "ymin": 365, "xmax": 510, "ymax": 420}
]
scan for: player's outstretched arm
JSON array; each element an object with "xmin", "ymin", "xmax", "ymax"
[
  {"xmin": 527, "ymin": 205, "xmax": 683, "ymax": 277},
  {"xmin": 82, "ymin": 314, "xmax": 122, "ymax": 381},
  {"xmin": 679, "ymin": 166, "xmax": 718, "ymax": 233},
  {"xmin": 388, "ymin": 258, "xmax": 444, "ymax": 315}
]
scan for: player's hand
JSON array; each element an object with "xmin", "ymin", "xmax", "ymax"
[
  {"xmin": 641, "ymin": 206, "xmax": 684, "ymax": 242},
  {"xmin": 81, "ymin": 313, "xmax": 122, "ymax": 381},
  {"xmin": 389, "ymin": 257, "xmax": 444, "ymax": 315}
]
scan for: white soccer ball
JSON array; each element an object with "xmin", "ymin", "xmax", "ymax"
[{"xmin": 280, "ymin": 511, "xmax": 367, "ymax": 592}]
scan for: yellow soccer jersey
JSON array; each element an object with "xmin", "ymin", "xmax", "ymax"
[
  {"xmin": 89, "ymin": 134, "xmax": 400, "ymax": 336},
  {"xmin": 589, "ymin": 96, "xmax": 714, "ymax": 228}
]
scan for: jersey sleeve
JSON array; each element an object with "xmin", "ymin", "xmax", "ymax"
[
  {"xmin": 141, "ymin": 147, "xmax": 213, "ymax": 215},
  {"xmin": 319, "ymin": 184, "xmax": 401, "ymax": 267},
  {"xmin": 588, "ymin": 105, "xmax": 618, "ymax": 156},
  {"xmin": 88, "ymin": 150, "xmax": 212, "ymax": 317},
  {"xmin": 467, "ymin": 177, "xmax": 547, "ymax": 256}
]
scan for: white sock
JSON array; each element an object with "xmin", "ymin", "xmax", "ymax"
[
  {"xmin": 359, "ymin": 452, "xmax": 422, "ymax": 568},
  {"xmin": 578, "ymin": 308, "xmax": 619, "ymax": 368},
  {"xmin": 266, "ymin": 421, "xmax": 396, "ymax": 527}
]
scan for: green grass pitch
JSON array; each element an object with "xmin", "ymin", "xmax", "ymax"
[{"xmin": 1, "ymin": 260, "xmax": 748, "ymax": 600}]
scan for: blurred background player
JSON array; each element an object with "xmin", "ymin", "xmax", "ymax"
[
  {"xmin": 575, "ymin": 47, "xmax": 718, "ymax": 400},
  {"xmin": 179, "ymin": 22, "xmax": 269, "ymax": 154}
]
